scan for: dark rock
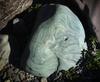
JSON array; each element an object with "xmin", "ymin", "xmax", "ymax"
[
  {"xmin": 33, "ymin": 79, "xmax": 39, "ymax": 82},
  {"xmin": 0, "ymin": 0, "xmax": 33, "ymax": 30},
  {"xmin": 15, "ymin": 75, "xmax": 20, "ymax": 82}
]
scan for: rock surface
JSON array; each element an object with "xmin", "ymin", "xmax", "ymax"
[
  {"xmin": 22, "ymin": 4, "xmax": 87, "ymax": 77},
  {"xmin": 0, "ymin": 0, "xmax": 33, "ymax": 30},
  {"xmin": 0, "ymin": 35, "xmax": 11, "ymax": 71},
  {"xmin": 0, "ymin": 64, "xmax": 35, "ymax": 82}
]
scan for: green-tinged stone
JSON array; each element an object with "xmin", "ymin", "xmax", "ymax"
[
  {"xmin": 4, "ymin": 80, "xmax": 11, "ymax": 82},
  {"xmin": 0, "ymin": 35, "xmax": 11, "ymax": 71},
  {"xmin": 23, "ymin": 4, "xmax": 87, "ymax": 77}
]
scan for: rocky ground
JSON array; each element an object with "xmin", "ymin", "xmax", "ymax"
[{"xmin": 0, "ymin": 64, "xmax": 48, "ymax": 82}]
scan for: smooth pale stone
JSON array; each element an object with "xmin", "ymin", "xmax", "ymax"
[
  {"xmin": 13, "ymin": 18, "xmax": 20, "ymax": 24},
  {"xmin": 25, "ymin": 4, "xmax": 87, "ymax": 77},
  {"xmin": 0, "ymin": 35, "xmax": 11, "ymax": 71}
]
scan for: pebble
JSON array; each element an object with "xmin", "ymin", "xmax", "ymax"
[
  {"xmin": 33, "ymin": 79, "xmax": 39, "ymax": 82},
  {"xmin": 14, "ymin": 68, "xmax": 19, "ymax": 73},
  {"xmin": 19, "ymin": 72, "xmax": 25, "ymax": 80},
  {"xmin": 13, "ymin": 18, "xmax": 20, "ymax": 24},
  {"xmin": 41, "ymin": 78, "xmax": 47, "ymax": 82},
  {"xmin": 15, "ymin": 75, "xmax": 20, "ymax": 82},
  {"xmin": 4, "ymin": 80, "xmax": 10, "ymax": 82},
  {"xmin": 2, "ymin": 72, "xmax": 7, "ymax": 79},
  {"xmin": 0, "ymin": 64, "xmax": 39, "ymax": 82},
  {"xmin": 7, "ymin": 68, "xmax": 13, "ymax": 77}
]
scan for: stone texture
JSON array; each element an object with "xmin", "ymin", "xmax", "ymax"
[
  {"xmin": 0, "ymin": 0, "xmax": 33, "ymax": 30},
  {"xmin": 76, "ymin": 0, "xmax": 100, "ymax": 42},
  {"xmin": 41, "ymin": 78, "xmax": 47, "ymax": 82},
  {"xmin": 4, "ymin": 80, "xmax": 10, "ymax": 82},
  {"xmin": 0, "ymin": 35, "xmax": 11, "ymax": 71},
  {"xmin": 0, "ymin": 64, "xmax": 35, "ymax": 82},
  {"xmin": 22, "ymin": 4, "xmax": 87, "ymax": 77}
]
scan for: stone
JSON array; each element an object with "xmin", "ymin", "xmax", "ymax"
[
  {"xmin": 19, "ymin": 72, "xmax": 25, "ymax": 80},
  {"xmin": 0, "ymin": 0, "xmax": 33, "ymax": 30},
  {"xmin": 15, "ymin": 75, "xmax": 20, "ymax": 82},
  {"xmin": 13, "ymin": 18, "xmax": 20, "ymax": 24},
  {"xmin": 2, "ymin": 72, "xmax": 7, "ymax": 79},
  {"xmin": 33, "ymin": 79, "xmax": 39, "ymax": 82},
  {"xmin": 41, "ymin": 78, "xmax": 47, "ymax": 82},
  {"xmin": 22, "ymin": 4, "xmax": 87, "ymax": 77},
  {"xmin": 4, "ymin": 80, "xmax": 10, "ymax": 82},
  {"xmin": 0, "ymin": 35, "xmax": 11, "ymax": 71},
  {"xmin": 14, "ymin": 68, "xmax": 19, "ymax": 74}
]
